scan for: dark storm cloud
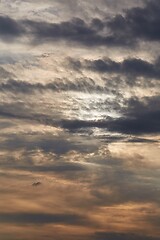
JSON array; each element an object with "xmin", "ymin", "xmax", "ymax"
[
  {"xmin": 93, "ymin": 232, "xmax": 160, "ymax": 240},
  {"xmin": 0, "ymin": 212, "xmax": 88, "ymax": 225}
]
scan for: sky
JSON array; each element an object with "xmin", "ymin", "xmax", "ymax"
[{"xmin": 0, "ymin": 0, "xmax": 160, "ymax": 239}]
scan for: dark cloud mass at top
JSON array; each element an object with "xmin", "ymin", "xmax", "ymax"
[
  {"xmin": 0, "ymin": 0, "xmax": 160, "ymax": 240},
  {"xmin": 0, "ymin": 16, "xmax": 130, "ymax": 46},
  {"xmin": 0, "ymin": 0, "xmax": 159, "ymax": 47}
]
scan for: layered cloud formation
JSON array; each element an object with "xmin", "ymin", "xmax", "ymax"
[{"xmin": 0, "ymin": 0, "xmax": 160, "ymax": 240}]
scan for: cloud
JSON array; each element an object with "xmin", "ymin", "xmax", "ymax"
[
  {"xmin": 0, "ymin": 66, "xmax": 15, "ymax": 80},
  {"xmin": 0, "ymin": 93, "xmax": 159, "ymax": 136},
  {"xmin": 0, "ymin": 78, "xmax": 104, "ymax": 94},
  {"xmin": 0, "ymin": 16, "xmax": 24, "ymax": 40},
  {"xmin": 23, "ymin": 17, "xmax": 133, "ymax": 47},
  {"xmin": 60, "ymin": 95, "xmax": 160, "ymax": 135},
  {"xmin": 126, "ymin": 137, "xmax": 158, "ymax": 143},
  {"xmin": 31, "ymin": 0, "xmax": 160, "ymax": 47},
  {"xmin": 68, "ymin": 55, "xmax": 160, "ymax": 93},
  {"xmin": 0, "ymin": 1, "xmax": 159, "ymax": 240},
  {"xmin": 0, "ymin": 212, "xmax": 89, "ymax": 225},
  {"xmin": 84, "ymin": 57, "xmax": 160, "ymax": 80},
  {"xmin": 147, "ymin": 214, "xmax": 160, "ymax": 228},
  {"xmin": 107, "ymin": 111, "xmax": 160, "ymax": 134},
  {"xmin": 93, "ymin": 232, "xmax": 160, "ymax": 240},
  {"xmin": 98, "ymin": 95, "xmax": 160, "ymax": 135},
  {"xmin": 107, "ymin": 0, "xmax": 160, "ymax": 42},
  {"xmin": 0, "ymin": 128, "xmax": 96, "ymax": 154},
  {"xmin": 1, "ymin": 1, "xmax": 160, "ymax": 47},
  {"xmin": 16, "ymin": 163, "xmax": 86, "ymax": 173},
  {"xmin": 0, "ymin": 16, "xmax": 138, "ymax": 47},
  {"xmin": 0, "ymin": 16, "xmax": 108, "ymax": 46}
]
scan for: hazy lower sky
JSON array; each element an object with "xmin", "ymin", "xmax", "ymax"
[{"xmin": 0, "ymin": 1, "xmax": 160, "ymax": 240}]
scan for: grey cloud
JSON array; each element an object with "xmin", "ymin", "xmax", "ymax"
[
  {"xmin": 60, "ymin": 119, "xmax": 109, "ymax": 130},
  {"xmin": 0, "ymin": 100, "xmax": 64, "ymax": 129},
  {"xmin": 0, "ymin": 103, "xmax": 42, "ymax": 123},
  {"xmin": 0, "ymin": 16, "xmax": 24, "ymax": 40},
  {"xmin": 107, "ymin": 95, "xmax": 160, "ymax": 134},
  {"xmin": 126, "ymin": 137, "xmax": 158, "ymax": 143},
  {"xmin": 106, "ymin": 111, "xmax": 160, "ymax": 134},
  {"xmin": 0, "ymin": 131, "xmax": 95, "ymax": 154},
  {"xmin": 0, "ymin": 78, "xmax": 104, "ymax": 94},
  {"xmin": 0, "ymin": 212, "xmax": 88, "ymax": 225},
  {"xmin": 107, "ymin": 0, "xmax": 160, "ymax": 42},
  {"xmin": 0, "ymin": 15, "xmax": 135, "ymax": 47},
  {"xmin": 147, "ymin": 215, "xmax": 160, "ymax": 227},
  {"xmin": 88, "ymin": 169, "xmax": 160, "ymax": 208},
  {"xmin": 91, "ymin": 58, "xmax": 160, "ymax": 78},
  {"xmin": 0, "ymin": 120, "xmax": 15, "ymax": 130},
  {"xmin": 93, "ymin": 232, "xmax": 160, "ymax": 240},
  {"xmin": 15, "ymin": 163, "xmax": 86, "ymax": 173},
  {"xmin": 31, "ymin": 0, "xmax": 160, "ymax": 46},
  {"xmin": 60, "ymin": 95, "xmax": 160, "ymax": 135},
  {"xmin": 24, "ymin": 17, "xmax": 129, "ymax": 47},
  {"xmin": 70, "ymin": 57, "xmax": 160, "ymax": 82},
  {"xmin": 1, "ymin": 1, "xmax": 160, "ymax": 47},
  {"xmin": 0, "ymin": 15, "xmax": 104, "ymax": 45},
  {"xmin": 0, "ymin": 94, "xmax": 159, "ymax": 136}
]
